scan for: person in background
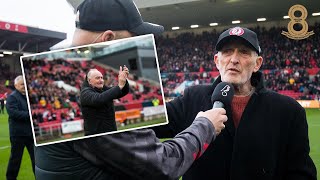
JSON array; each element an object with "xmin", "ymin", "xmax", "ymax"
[
  {"xmin": 6, "ymin": 75, "xmax": 35, "ymax": 180},
  {"xmin": 80, "ymin": 68, "xmax": 129, "ymax": 135}
]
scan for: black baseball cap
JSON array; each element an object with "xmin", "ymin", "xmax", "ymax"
[
  {"xmin": 76, "ymin": 0, "xmax": 164, "ymax": 36},
  {"xmin": 215, "ymin": 27, "xmax": 261, "ymax": 54}
]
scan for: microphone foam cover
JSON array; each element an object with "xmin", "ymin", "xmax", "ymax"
[{"xmin": 211, "ymin": 82, "xmax": 235, "ymax": 107}]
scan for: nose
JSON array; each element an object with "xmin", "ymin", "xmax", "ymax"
[{"xmin": 230, "ymin": 49, "xmax": 240, "ymax": 64}]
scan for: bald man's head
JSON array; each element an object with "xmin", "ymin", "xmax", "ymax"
[
  {"xmin": 87, "ymin": 69, "xmax": 104, "ymax": 89},
  {"xmin": 14, "ymin": 75, "xmax": 25, "ymax": 95}
]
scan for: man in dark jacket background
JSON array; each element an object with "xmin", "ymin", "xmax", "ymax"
[
  {"xmin": 80, "ymin": 68, "xmax": 129, "ymax": 135},
  {"xmin": 6, "ymin": 75, "xmax": 35, "ymax": 180},
  {"xmin": 153, "ymin": 27, "xmax": 317, "ymax": 180}
]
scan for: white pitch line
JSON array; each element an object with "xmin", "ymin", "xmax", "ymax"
[
  {"xmin": 309, "ymin": 123, "xmax": 320, "ymax": 126},
  {"xmin": 0, "ymin": 146, "xmax": 10, "ymax": 150}
]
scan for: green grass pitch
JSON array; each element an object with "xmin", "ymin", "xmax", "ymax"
[{"xmin": 0, "ymin": 110, "xmax": 34, "ymax": 180}]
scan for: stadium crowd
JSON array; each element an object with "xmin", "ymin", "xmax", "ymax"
[
  {"xmin": 156, "ymin": 24, "xmax": 320, "ymax": 99},
  {"xmin": 3, "ymin": 23, "xmax": 320, "ymax": 123},
  {"xmin": 23, "ymin": 59, "xmax": 162, "ymax": 124},
  {"xmin": 0, "ymin": 61, "xmax": 19, "ymax": 93}
]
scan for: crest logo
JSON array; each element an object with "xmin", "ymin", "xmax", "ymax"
[
  {"xmin": 229, "ymin": 27, "xmax": 244, "ymax": 36},
  {"xmin": 221, "ymin": 85, "xmax": 230, "ymax": 97},
  {"xmin": 281, "ymin": 4, "xmax": 314, "ymax": 40}
]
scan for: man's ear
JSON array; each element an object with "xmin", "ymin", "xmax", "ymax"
[
  {"xmin": 253, "ymin": 56, "xmax": 263, "ymax": 72},
  {"xmin": 214, "ymin": 53, "xmax": 220, "ymax": 70},
  {"xmin": 101, "ymin": 30, "xmax": 115, "ymax": 42}
]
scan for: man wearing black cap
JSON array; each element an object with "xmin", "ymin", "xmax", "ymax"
[
  {"xmin": 72, "ymin": 0, "xmax": 164, "ymax": 46},
  {"xmin": 154, "ymin": 26, "xmax": 317, "ymax": 179},
  {"xmin": 35, "ymin": 0, "xmax": 228, "ymax": 179}
]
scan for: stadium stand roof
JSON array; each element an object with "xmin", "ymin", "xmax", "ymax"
[
  {"xmin": 67, "ymin": 0, "xmax": 320, "ymax": 31},
  {"xmin": 0, "ymin": 21, "xmax": 66, "ymax": 53}
]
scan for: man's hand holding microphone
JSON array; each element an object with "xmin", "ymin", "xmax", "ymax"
[{"xmin": 196, "ymin": 108, "xmax": 227, "ymax": 135}]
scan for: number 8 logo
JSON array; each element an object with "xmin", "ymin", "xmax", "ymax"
[{"xmin": 287, "ymin": 5, "xmax": 308, "ymax": 36}]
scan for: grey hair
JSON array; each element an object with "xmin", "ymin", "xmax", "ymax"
[
  {"xmin": 14, "ymin": 75, "xmax": 23, "ymax": 85},
  {"xmin": 87, "ymin": 69, "xmax": 100, "ymax": 80}
]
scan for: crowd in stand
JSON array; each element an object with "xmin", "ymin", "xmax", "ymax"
[
  {"xmin": 161, "ymin": 71, "xmax": 215, "ymax": 97},
  {"xmin": 156, "ymin": 23, "xmax": 320, "ymax": 99},
  {"xmin": 23, "ymin": 59, "xmax": 87, "ymax": 123},
  {"xmin": 2, "ymin": 23, "xmax": 320, "ymax": 123},
  {"xmin": 0, "ymin": 61, "xmax": 19, "ymax": 93},
  {"xmin": 0, "ymin": 62, "xmax": 11, "ymax": 78},
  {"xmin": 23, "ymin": 59, "xmax": 162, "ymax": 124},
  {"xmin": 264, "ymin": 68, "xmax": 320, "ymax": 99},
  {"xmin": 157, "ymin": 23, "xmax": 320, "ymax": 72},
  {"xmin": 157, "ymin": 31, "xmax": 218, "ymax": 73}
]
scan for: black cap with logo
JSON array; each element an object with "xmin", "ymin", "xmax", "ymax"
[
  {"xmin": 76, "ymin": 0, "xmax": 164, "ymax": 36},
  {"xmin": 215, "ymin": 27, "xmax": 261, "ymax": 55}
]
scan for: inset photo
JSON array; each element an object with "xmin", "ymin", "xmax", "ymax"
[{"xmin": 21, "ymin": 34, "xmax": 168, "ymax": 146}]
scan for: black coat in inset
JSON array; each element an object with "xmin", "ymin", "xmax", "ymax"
[{"xmin": 80, "ymin": 79, "xmax": 129, "ymax": 135}]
